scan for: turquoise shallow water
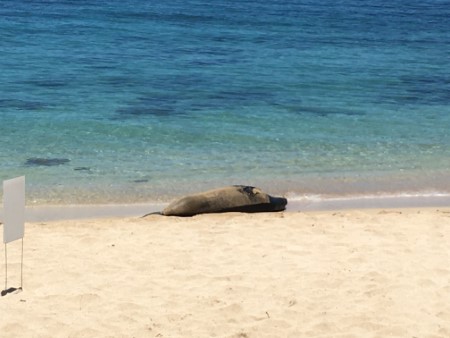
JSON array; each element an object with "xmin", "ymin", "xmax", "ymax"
[{"xmin": 1, "ymin": 0, "xmax": 450, "ymax": 204}]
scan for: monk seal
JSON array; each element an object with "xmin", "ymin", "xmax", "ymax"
[{"xmin": 161, "ymin": 185, "xmax": 287, "ymax": 216}]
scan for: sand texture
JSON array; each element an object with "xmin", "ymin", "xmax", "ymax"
[{"xmin": 1, "ymin": 209, "xmax": 450, "ymax": 337}]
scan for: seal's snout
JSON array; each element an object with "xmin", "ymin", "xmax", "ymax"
[{"xmin": 269, "ymin": 196, "xmax": 288, "ymax": 211}]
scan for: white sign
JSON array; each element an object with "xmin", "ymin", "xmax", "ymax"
[{"xmin": 3, "ymin": 176, "xmax": 25, "ymax": 244}]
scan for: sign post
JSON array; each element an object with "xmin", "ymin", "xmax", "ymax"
[{"xmin": 2, "ymin": 176, "xmax": 25, "ymax": 296}]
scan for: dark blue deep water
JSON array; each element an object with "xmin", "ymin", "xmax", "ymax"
[{"xmin": 1, "ymin": 0, "xmax": 450, "ymax": 204}]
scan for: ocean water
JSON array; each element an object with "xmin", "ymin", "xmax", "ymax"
[{"xmin": 1, "ymin": 0, "xmax": 449, "ymax": 205}]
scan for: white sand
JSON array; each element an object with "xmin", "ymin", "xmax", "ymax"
[{"xmin": 1, "ymin": 209, "xmax": 450, "ymax": 337}]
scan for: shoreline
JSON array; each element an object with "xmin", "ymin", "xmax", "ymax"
[
  {"xmin": 6, "ymin": 168, "xmax": 450, "ymax": 206},
  {"xmin": 1, "ymin": 193, "xmax": 449, "ymax": 222}
]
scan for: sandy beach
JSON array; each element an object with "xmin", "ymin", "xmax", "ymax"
[{"xmin": 1, "ymin": 208, "xmax": 449, "ymax": 337}]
